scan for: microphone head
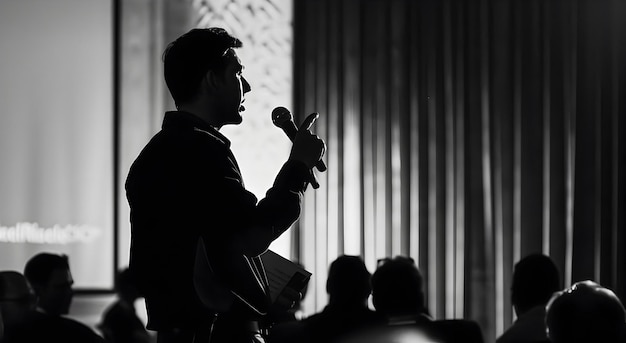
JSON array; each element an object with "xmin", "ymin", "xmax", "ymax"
[{"xmin": 272, "ymin": 106, "xmax": 293, "ymax": 127}]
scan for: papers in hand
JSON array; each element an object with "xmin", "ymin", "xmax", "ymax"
[{"xmin": 260, "ymin": 250, "xmax": 311, "ymax": 303}]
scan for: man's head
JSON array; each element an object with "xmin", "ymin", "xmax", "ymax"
[
  {"xmin": 0, "ymin": 271, "xmax": 36, "ymax": 328},
  {"xmin": 24, "ymin": 253, "xmax": 74, "ymax": 315},
  {"xmin": 326, "ymin": 255, "xmax": 372, "ymax": 307},
  {"xmin": 546, "ymin": 280, "xmax": 625, "ymax": 343},
  {"xmin": 371, "ymin": 256, "xmax": 425, "ymax": 317},
  {"xmin": 511, "ymin": 253, "xmax": 560, "ymax": 316},
  {"xmin": 163, "ymin": 27, "xmax": 251, "ymax": 127},
  {"xmin": 115, "ymin": 267, "xmax": 140, "ymax": 302}
]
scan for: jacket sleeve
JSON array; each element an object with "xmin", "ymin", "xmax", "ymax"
[
  {"xmin": 190, "ymin": 140, "xmax": 310, "ymax": 258},
  {"xmin": 189, "ymin": 143, "xmax": 310, "ymax": 315}
]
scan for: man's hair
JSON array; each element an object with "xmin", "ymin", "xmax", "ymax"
[
  {"xmin": 162, "ymin": 27, "xmax": 242, "ymax": 106},
  {"xmin": 326, "ymin": 255, "xmax": 371, "ymax": 304},
  {"xmin": 115, "ymin": 267, "xmax": 140, "ymax": 299},
  {"xmin": 371, "ymin": 256, "xmax": 424, "ymax": 316},
  {"xmin": 511, "ymin": 254, "xmax": 560, "ymax": 310},
  {"xmin": 23, "ymin": 253, "xmax": 70, "ymax": 288},
  {"xmin": 0, "ymin": 271, "xmax": 33, "ymax": 301}
]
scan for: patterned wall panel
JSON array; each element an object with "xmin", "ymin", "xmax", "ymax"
[{"xmin": 193, "ymin": 0, "xmax": 294, "ymax": 200}]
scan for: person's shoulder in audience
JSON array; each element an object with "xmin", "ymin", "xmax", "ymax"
[
  {"xmin": 429, "ymin": 318, "xmax": 484, "ymax": 343},
  {"xmin": 7, "ymin": 310, "xmax": 104, "ymax": 343},
  {"xmin": 498, "ymin": 254, "xmax": 560, "ymax": 343},
  {"xmin": 496, "ymin": 305, "xmax": 548, "ymax": 343}
]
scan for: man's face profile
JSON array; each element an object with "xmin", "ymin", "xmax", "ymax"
[
  {"xmin": 211, "ymin": 48, "xmax": 251, "ymax": 126},
  {"xmin": 39, "ymin": 268, "xmax": 74, "ymax": 315}
]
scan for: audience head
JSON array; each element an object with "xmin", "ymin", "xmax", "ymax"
[
  {"xmin": 371, "ymin": 256, "xmax": 425, "ymax": 317},
  {"xmin": 0, "ymin": 271, "xmax": 36, "ymax": 328},
  {"xmin": 326, "ymin": 255, "xmax": 372, "ymax": 307},
  {"xmin": 511, "ymin": 253, "xmax": 560, "ymax": 316},
  {"xmin": 546, "ymin": 280, "xmax": 625, "ymax": 343},
  {"xmin": 115, "ymin": 267, "xmax": 141, "ymax": 303},
  {"xmin": 24, "ymin": 252, "xmax": 74, "ymax": 315},
  {"xmin": 162, "ymin": 27, "xmax": 243, "ymax": 106}
]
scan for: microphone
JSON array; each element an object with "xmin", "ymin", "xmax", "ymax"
[{"xmin": 272, "ymin": 107, "xmax": 327, "ymax": 172}]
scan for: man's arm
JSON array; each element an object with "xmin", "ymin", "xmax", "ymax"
[
  {"xmin": 230, "ymin": 159, "xmax": 311, "ymax": 257},
  {"xmin": 198, "ymin": 113, "xmax": 325, "ymax": 257}
]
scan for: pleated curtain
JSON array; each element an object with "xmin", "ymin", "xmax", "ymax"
[{"xmin": 291, "ymin": 0, "xmax": 626, "ymax": 341}]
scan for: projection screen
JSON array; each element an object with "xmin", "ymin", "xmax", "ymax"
[{"xmin": 0, "ymin": 0, "xmax": 114, "ymax": 290}]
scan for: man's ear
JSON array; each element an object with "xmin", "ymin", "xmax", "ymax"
[
  {"xmin": 203, "ymin": 70, "xmax": 220, "ymax": 91},
  {"xmin": 31, "ymin": 283, "xmax": 44, "ymax": 297}
]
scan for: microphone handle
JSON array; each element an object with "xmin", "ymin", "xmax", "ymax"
[
  {"xmin": 309, "ymin": 170, "xmax": 320, "ymax": 190},
  {"xmin": 283, "ymin": 122, "xmax": 327, "ymax": 172}
]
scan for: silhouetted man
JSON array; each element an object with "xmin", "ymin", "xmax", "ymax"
[
  {"xmin": 6, "ymin": 253, "xmax": 104, "ymax": 343},
  {"xmin": 498, "ymin": 254, "xmax": 561, "ymax": 343},
  {"xmin": 126, "ymin": 27, "xmax": 325, "ymax": 343},
  {"xmin": 99, "ymin": 268, "xmax": 152, "ymax": 343},
  {"xmin": 289, "ymin": 255, "xmax": 383, "ymax": 343},
  {"xmin": 365, "ymin": 256, "xmax": 484, "ymax": 343}
]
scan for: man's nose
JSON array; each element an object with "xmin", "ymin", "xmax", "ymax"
[{"xmin": 242, "ymin": 76, "xmax": 251, "ymax": 94}]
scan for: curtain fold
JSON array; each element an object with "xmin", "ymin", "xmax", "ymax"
[{"xmin": 293, "ymin": 0, "xmax": 626, "ymax": 341}]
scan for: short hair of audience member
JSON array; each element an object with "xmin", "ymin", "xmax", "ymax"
[
  {"xmin": 371, "ymin": 256, "xmax": 424, "ymax": 317},
  {"xmin": 326, "ymin": 255, "xmax": 372, "ymax": 306},
  {"xmin": 0, "ymin": 271, "xmax": 36, "ymax": 328},
  {"xmin": 511, "ymin": 253, "xmax": 560, "ymax": 316},
  {"xmin": 546, "ymin": 280, "xmax": 626, "ymax": 343},
  {"xmin": 23, "ymin": 253, "xmax": 74, "ymax": 315}
]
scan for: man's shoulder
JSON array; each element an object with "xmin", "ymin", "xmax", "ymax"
[
  {"xmin": 60, "ymin": 315, "xmax": 92, "ymax": 327},
  {"xmin": 497, "ymin": 307, "xmax": 548, "ymax": 343},
  {"xmin": 8, "ymin": 313, "xmax": 104, "ymax": 343},
  {"xmin": 145, "ymin": 123, "xmax": 225, "ymax": 151},
  {"xmin": 58, "ymin": 316, "xmax": 105, "ymax": 341},
  {"xmin": 430, "ymin": 319, "xmax": 484, "ymax": 343},
  {"xmin": 159, "ymin": 111, "xmax": 230, "ymax": 148},
  {"xmin": 102, "ymin": 301, "xmax": 144, "ymax": 326},
  {"xmin": 44, "ymin": 315, "xmax": 100, "ymax": 335},
  {"xmin": 126, "ymin": 124, "xmax": 229, "ymax": 182}
]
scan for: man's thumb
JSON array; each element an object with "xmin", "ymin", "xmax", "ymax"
[{"xmin": 299, "ymin": 112, "xmax": 319, "ymax": 131}]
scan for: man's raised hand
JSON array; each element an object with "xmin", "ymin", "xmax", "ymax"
[{"xmin": 290, "ymin": 113, "xmax": 326, "ymax": 170}]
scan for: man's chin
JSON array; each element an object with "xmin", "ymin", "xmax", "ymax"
[{"xmin": 226, "ymin": 112, "xmax": 243, "ymax": 125}]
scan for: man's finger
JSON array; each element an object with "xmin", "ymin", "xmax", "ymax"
[
  {"xmin": 299, "ymin": 112, "xmax": 319, "ymax": 131},
  {"xmin": 280, "ymin": 287, "xmax": 301, "ymax": 301}
]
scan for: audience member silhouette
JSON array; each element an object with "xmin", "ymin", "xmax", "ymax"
[
  {"xmin": 364, "ymin": 256, "xmax": 484, "ymax": 343},
  {"xmin": 5, "ymin": 252, "xmax": 104, "ymax": 343},
  {"xmin": 99, "ymin": 268, "xmax": 153, "ymax": 343},
  {"xmin": 0, "ymin": 271, "xmax": 36, "ymax": 340},
  {"xmin": 546, "ymin": 280, "xmax": 625, "ymax": 343},
  {"xmin": 497, "ymin": 254, "xmax": 561, "ymax": 343},
  {"xmin": 370, "ymin": 256, "xmax": 430, "ymax": 322},
  {"xmin": 272, "ymin": 255, "xmax": 383, "ymax": 343}
]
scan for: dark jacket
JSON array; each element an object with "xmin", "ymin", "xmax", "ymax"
[
  {"xmin": 339, "ymin": 314, "xmax": 485, "ymax": 343},
  {"xmin": 5, "ymin": 311, "xmax": 104, "ymax": 343},
  {"xmin": 125, "ymin": 111, "xmax": 309, "ymax": 330}
]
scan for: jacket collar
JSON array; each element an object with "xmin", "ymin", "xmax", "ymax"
[{"xmin": 162, "ymin": 111, "xmax": 231, "ymax": 147}]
